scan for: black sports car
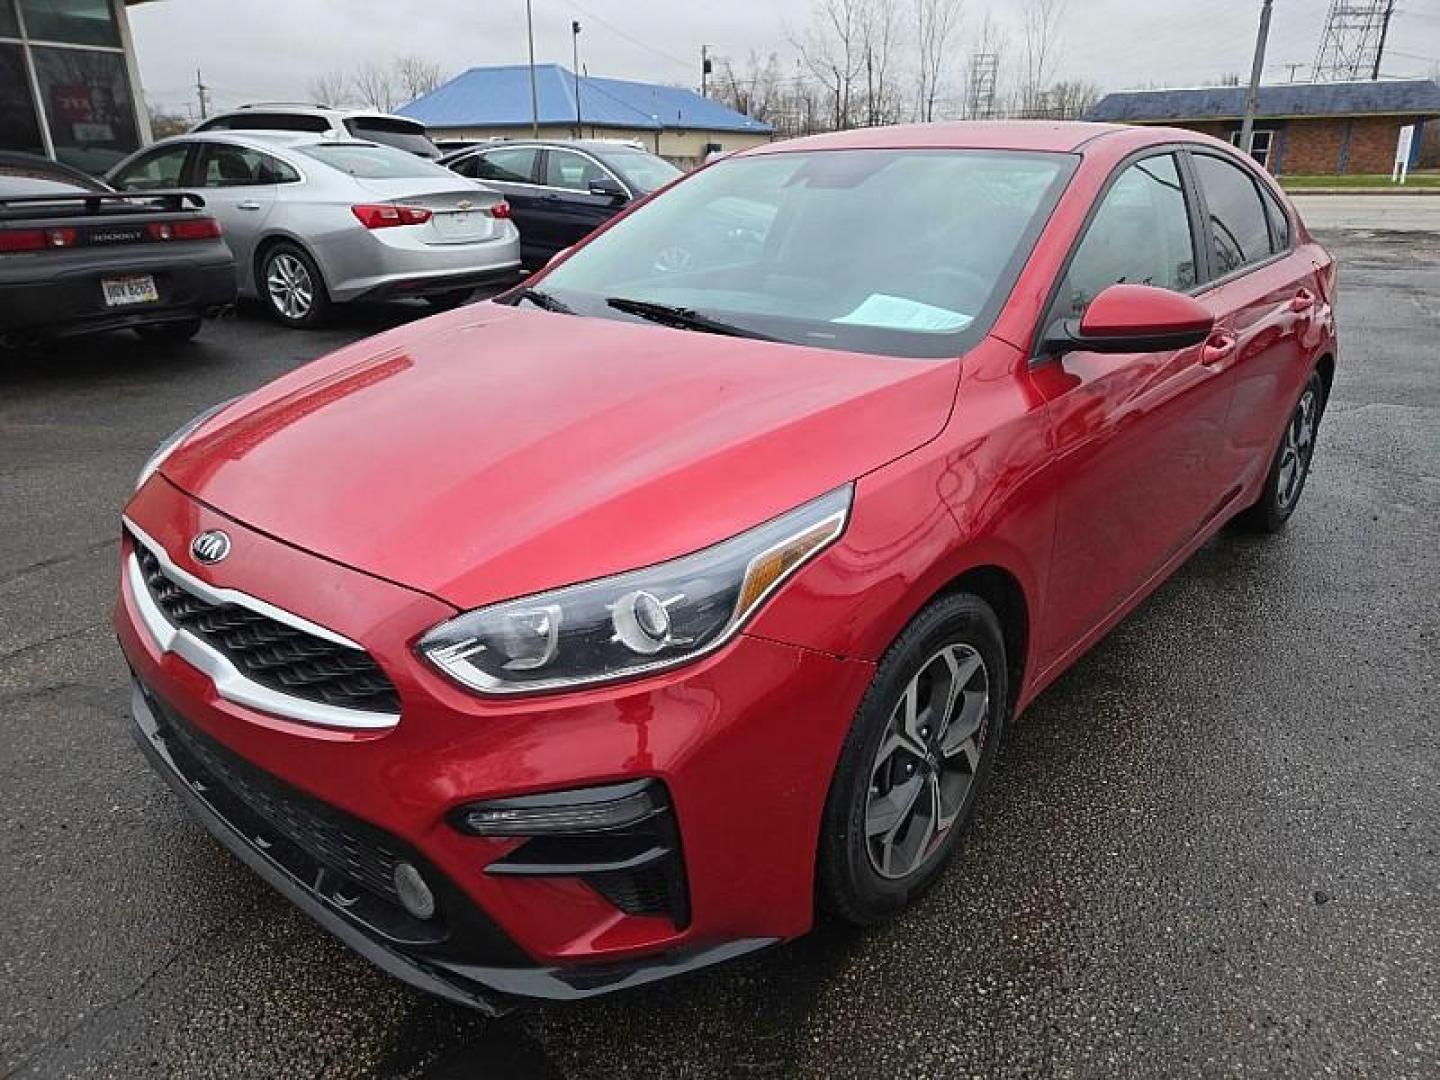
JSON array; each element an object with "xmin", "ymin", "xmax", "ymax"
[{"xmin": 0, "ymin": 152, "xmax": 236, "ymax": 347}]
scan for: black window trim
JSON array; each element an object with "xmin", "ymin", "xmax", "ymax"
[
  {"xmin": 1031, "ymin": 142, "xmax": 1208, "ymax": 363},
  {"xmin": 1183, "ymin": 146, "xmax": 1292, "ymax": 294}
]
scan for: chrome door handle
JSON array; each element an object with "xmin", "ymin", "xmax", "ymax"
[{"xmin": 237, "ymin": 200, "xmax": 262, "ymax": 211}]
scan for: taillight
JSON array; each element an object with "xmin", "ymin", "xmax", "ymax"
[
  {"xmin": 0, "ymin": 227, "xmax": 77, "ymax": 252},
  {"xmin": 489, "ymin": 201, "xmax": 512, "ymax": 220},
  {"xmin": 147, "ymin": 217, "xmax": 223, "ymax": 241},
  {"xmin": 352, "ymin": 203, "xmax": 433, "ymax": 229}
]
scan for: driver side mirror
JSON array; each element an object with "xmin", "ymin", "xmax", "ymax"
[
  {"xmin": 1042, "ymin": 283, "xmax": 1214, "ymax": 355},
  {"xmin": 587, "ymin": 176, "xmax": 627, "ymax": 202}
]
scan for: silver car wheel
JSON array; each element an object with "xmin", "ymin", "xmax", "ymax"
[
  {"xmin": 266, "ymin": 252, "xmax": 314, "ymax": 321},
  {"xmin": 1277, "ymin": 386, "xmax": 1318, "ymax": 511},
  {"xmin": 865, "ymin": 643, "xmax": 989, "ymax": 881}
]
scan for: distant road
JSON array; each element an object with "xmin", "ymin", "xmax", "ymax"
[{"xmin": 1292, "ymin": 193, "xmax": 1440, "ymax": 232}]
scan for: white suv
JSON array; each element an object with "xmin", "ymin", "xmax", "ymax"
[{"xmin": 192, "ymin": 104, "xmax": 441, "ymax": 159}]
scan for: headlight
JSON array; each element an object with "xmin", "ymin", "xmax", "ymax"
[
  {"xmin": 418, "ymin": 485, "xmax": 852, "ymax": 695},
  {"xmin": 135, "ymin": 397, "xmax": 240, "ymax": 491}
]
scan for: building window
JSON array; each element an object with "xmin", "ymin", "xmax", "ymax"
[
  {"xmin": 1230, "ymin": 128, "xmax": 1275, "ymax": 169},
  {"xmin": 31, "ymin": 44, "xmax": 137, "ymax": 172},
  {"xmin": 1, "ymin": 2, "xmax": 21, "ymax": 38},
  {"xmin": 0, "ymin": 42, "xmax": 45, "ymax": 152},
  {"xmin": 19, "ymin": 0, "xmax": 120, "ymax": 47}
]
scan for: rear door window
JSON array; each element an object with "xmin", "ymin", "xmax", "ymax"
[
  {"xmin": 197, "ymin": 144, "xmax": 298, "ymax": 186},
  {"xmin": 473, "ymin": 147, "xmax": 538, "ymax": 184},
  {"xmin": 1051, "ymin": 153, "xmax": 1199, "ymax": 322},
  {"xmin": 204, "ymin": 113, "xmax": 330, "ymax": 133},
  {"xmin": 1191, "ymin": 153, "xmax": 1273, "ymax": 276}
]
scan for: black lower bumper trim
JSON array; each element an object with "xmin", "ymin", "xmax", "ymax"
[{"xmin": 127, "ymin": 679, "xmax": 775, "ymax": 1010}]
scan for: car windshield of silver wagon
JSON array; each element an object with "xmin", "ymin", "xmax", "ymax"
[{"xmin": 533, "ymin": 149, "xmax": 1075, "ymax": 358}]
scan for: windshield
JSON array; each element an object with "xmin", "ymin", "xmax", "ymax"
[
  {"xmin": 344, "ymin": 118, "xmax": 441, "ymax": 159},
  {"xmin": 533, "ymin": 149, "xmax": 1075, "ymax": 358},
  {"xmin": 298, "ymin": 142, "xmax": 451, "ymax": 179},
  {"xmin": 599, "ymin": 148, "xmax": 682, "ymax": 193}
]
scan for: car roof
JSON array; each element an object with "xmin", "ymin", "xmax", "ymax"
[
  {"xmin": 741, "ymin": 120, "xmax": 1131, "ymax": 156},
  {"xmin": 455, "ymin": 138, "xmax": 650, "ymax": 154},
  {"xmin": 208, "ymin": 104, "xmax": 424, "ymax": 124}
]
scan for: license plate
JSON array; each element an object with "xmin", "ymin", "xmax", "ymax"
[
  {"xmin": 432, "ymin": 211, "xmax": 489, "ymax": 242},
  {"xmin": 102, "ymin": 274, "xmax": 159, "ymax": 307}
]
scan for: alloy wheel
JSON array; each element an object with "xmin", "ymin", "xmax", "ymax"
[
  {"xmin": 865, "ymin": 643, "xmax": 989, "ymax": 880},
  {"xmin": 1277, "ymin": 386, "xmax": 1318, "ymax": 510},
  {"xmin": 266, "ymin": 252, "xmax": 314, "ymax": 321}
]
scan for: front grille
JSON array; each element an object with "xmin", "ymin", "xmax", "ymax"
[
  {"xmin": 133, "ymin": 540, "xmax": 400, "ymax": 714},
  {"xmin": 163, "ymin": 697, "xmax": 406, "ymax": 905}
]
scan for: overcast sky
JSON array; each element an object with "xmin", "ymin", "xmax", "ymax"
[{"xmin": 131, "ymin": 0, "xmax": 1440, "ymax": 119}]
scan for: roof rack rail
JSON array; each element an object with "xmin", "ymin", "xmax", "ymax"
[{"xmin": 235, "ymin": 102, "xmax": 329, "ymax": 110}]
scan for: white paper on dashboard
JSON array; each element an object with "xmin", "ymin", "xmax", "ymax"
[{"xmin": 833, "ymin": 294, "xmax": 974, "ymax": 332}]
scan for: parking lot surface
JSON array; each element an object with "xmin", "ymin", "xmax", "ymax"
[{"xmin": 2, "ymin": 228, "xmax": 1437, "ymax": 1078}]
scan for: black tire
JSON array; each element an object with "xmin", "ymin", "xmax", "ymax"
[
  {"xmin": 424, "ymin": 289, "xmax": 475, "ymax": 311},
  {"xmin": 1233, "ymin": 369, "xmax": 1325, "ymax": 533},
  {"xmin": 258, "ymin": 241, "xmax": 331, "ymax": 328},
  {"xmin": 134, "ymin": 317, "xmax": 202, "ymax": 344},
  {"xmin": 818, "ymin": 593, "xmax": 1009, "ymax": 926}
]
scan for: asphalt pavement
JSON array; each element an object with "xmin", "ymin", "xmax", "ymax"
[{"xmin": 2, "ymin": 226, "xmax": 1437, "ymax": 1079}]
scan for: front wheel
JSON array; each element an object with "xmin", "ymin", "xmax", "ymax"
[
  {"xmin": 260, "ymin": 242, "xmax": 330, "ymax": 328},
  {"xmin": 1234, "ymin": 369, "xmax": 1324, "ymax": 533},
  {"xmin": 818, "ymin": 593, "xmax": 1008, "ymax": 925}
]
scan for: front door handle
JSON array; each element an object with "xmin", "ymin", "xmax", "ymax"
[
  {"xmin": 1290, "ymin": 288, "xmax": 1315, "ymax": 313},
  {"xmin": 1201, "ymin": 331, "xmax": 1238, "ymax": 368},
  {"xmin": 237, "ymin": 200, "xmax": 262, "ymax": 211}
]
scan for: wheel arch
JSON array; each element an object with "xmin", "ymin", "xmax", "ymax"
[
  {"xmin": 252, "ymin": 233, "xmax": 331, "ymax": 298},
  {"xmin": 929, "ymin": 563, "xmax": 1030, "ymax": 718}
]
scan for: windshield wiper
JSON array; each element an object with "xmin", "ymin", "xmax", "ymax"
[
  {"xmin": 511, "ymin": 287, "xmax": 573, "ymax": 314},
  {"xmin": 605, "ymin": 297, "xmax": 777, "ymax": 341}
]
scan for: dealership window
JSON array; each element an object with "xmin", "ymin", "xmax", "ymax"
[
  {"xmin": 1230, "ymin": 128, "xmax": 1275, "ymax": 169},
  {"xmin": 1, "ymin": 2, "xmax": 20, "ymax": 37},
  {"xmin": 1, "ymin": 43, "xmax": 45, "ymax": 153},
  {"xmin": 30, "ymin": 44, "xmax": 138, "ymax": 173},
  {"xmin": 19, "ymin": 0, "xmax": 120, "ymax": 47}
]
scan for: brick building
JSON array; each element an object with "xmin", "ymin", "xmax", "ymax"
[{"xmin": 1087, "ymin": 79, "xmax": 1440, "ymax": 175}]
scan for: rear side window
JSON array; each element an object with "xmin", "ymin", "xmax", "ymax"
[
  {"xmin": 1260, "ymin": 183, "xmax": 1291, "ymax": 252},
  {"xmin": 1191, "ymin": 153, "xmax": 1272, "ymax": 276},
  {"xmin": 474, "ymin": 147, "xmax": 537, "ymax": 184},
  {"xmin": 1052, "ymin": 153, "xmax": 1197, "ymax": 321},
  {"xmin": 202, "ymin": 113, "xmax": 330, "ymax": 133},
  {"xmin": 198, "ymin": 144, "xmax": 299, "ymax": 186}
]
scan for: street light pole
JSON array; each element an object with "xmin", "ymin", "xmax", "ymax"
[
  {"xmin": 571, "ymin": 20, "xmax": 582, "ymax": 138},
  {"xmin": 1239, "ymin": 0, "xmax": 1274, "ymax": 159},
  {"xmin": 526, "ymin": 0, "xmax": 539, "ymax": 138}
]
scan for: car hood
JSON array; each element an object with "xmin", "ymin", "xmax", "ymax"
[{"xmin": 161, "ymin": 304, "xmax": 959, "ymax": 610}]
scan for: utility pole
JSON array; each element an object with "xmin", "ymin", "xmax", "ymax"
[
  {"xmin": 571, "ymin": 20, "xmax": 582, "ymax": 138},
  {"xmin": 1372, "ymin": 0, "xmax": 1396, "ymax": 80},
  {"xmin": 195, "ymin": 68, "xmax": 210, "ymax": 120},
  {"xmin": 701, "ymin": 44, "xmax": 713, "ymax": 97},
  {"xmin": 525, "ymin": 0, "xmax": 539, "ymax": 137},
  {"xmin": 1239, "ymin": 0, "xmax": 1273, "ymax": 159}
]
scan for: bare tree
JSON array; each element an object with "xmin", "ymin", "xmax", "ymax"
[
  {"xmin": 794, "ymin": 0, "xmax": 867, "ymax": 130},
  {"xmin": 351, "ymin": 61, "xmax": 399, "ymax": 112},
  {"xmin": 1019, "ymin": 0, "xmax": 1067, "ymax": 117},
  {"xmin": 716, "ymin": 51, "xmax": 787, "ymax": 125},
  {"xmin": 859, "ymin": 0, "xmax": 903, "ymax": 127},
  {"xmin": 1045, "ymin": 79, "xmax": 1100, "ymax": 120},
  {"xmin": 306, "ymin": 70, "xmax": 351, "ymax": 107},
  {"xmin": 914, "ymin": 0, "xmax": 964, "ymax": 122},
  {"xmin": 395, "ymin": 55, "xmax": 446, "ymax": 102}
]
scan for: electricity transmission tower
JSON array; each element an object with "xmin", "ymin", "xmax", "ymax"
[
  {"xmin": 967, "ymin": 53, "xmax": 999, "ymax": 119},
  {"xmin": 1312, "ymin": 0, "xmax": 1397, "ymax": 82}
]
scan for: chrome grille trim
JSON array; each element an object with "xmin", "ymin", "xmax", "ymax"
[{"xmin": 123, "ymin": 517, "xmax": 400, "ymax": 731}]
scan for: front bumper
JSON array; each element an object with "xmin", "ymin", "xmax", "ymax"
[{"xmin": 116, "ymin": 477, "xmax": 874, "ymax": 1006}]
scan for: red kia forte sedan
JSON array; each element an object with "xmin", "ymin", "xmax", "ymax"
[{"xmin": 116, "ymin": 122, "xmax": 1335, "ymax": 1012}]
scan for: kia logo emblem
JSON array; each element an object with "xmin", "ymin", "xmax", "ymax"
[{"xmin": 191, "ymin": 530, "xmax": 231, "ymax": 564}]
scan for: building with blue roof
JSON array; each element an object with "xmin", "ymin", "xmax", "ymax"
[
  {"xmin": 399, "ymin": 64, "xmax": 772, "ymax": 167},
  {"xmin": 1086, "ymin": 79, "xmax": 1440, "ymax": 175}
]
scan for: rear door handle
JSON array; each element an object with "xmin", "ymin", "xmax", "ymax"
[
  {"xmin": 1290, "ymin": 288, "xmax": 1315, "ymax": 313},
  {"xmin": 237, "ymin": 200, "xmax": 262, "ymax": 211},
  {"xmin": 1201, "ymin": 331, "xmax": 1237, "ymax": 368}
]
